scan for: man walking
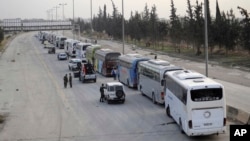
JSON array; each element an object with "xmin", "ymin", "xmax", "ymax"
[
  {"xmin": 99, "ymin": 83, "xmax": 105, "ymax": 102},
  {"xmin": 63, "ymin": 74, "xmax": 68, "ymax": 88},
  {"xmin": 69, "ymin": 73, "xmax": 72, "ymax": 88}
]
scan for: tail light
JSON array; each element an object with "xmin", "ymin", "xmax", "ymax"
[
  {"xmin": 188, "ymin": 120, "xmax": 192, "ymax": 129},
  {"xmin": 223, "ymin": 118, "xmax": 226, "ymax": 126},
  {"xmin": 161, "ymin": 92, "xmax": 164, "ymax": 100}
]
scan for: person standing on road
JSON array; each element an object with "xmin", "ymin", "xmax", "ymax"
[
  {"xmin": 63, "ymin": 74, "xmax": 68, "ymax": 88},
  {"xmin": 111, "ymin": 67, "xmax": 117, "ymax": 80},
  {"xmin": 100, "ymin": 83, "xmax": 105, "ymax": 102},
  {"xmin": 69, "ymin": 73, "xmax": 72, "ymax": 88}
]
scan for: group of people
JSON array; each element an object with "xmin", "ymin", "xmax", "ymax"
[{"xmin": 63, "ymin": 73, "xmax": 72, "ymax": 88}]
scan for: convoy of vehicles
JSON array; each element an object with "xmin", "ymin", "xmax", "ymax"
[{"xmin": 38, "ymin": 31, "xmax": 227, "ymax": 136}]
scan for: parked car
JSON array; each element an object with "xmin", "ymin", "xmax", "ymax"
[
  {"xmin": 57, "ymin": 52, "xmax": 67, "ymax": 60},
  {"xmin": 68, "ymin": 58, "xmax": 82, "ymax": 71},
  {"xmin": 103, "ymin": 82, "xmax": 126, "ymax": 104},
  {"xmin": 48, "ymin": 47, "xmax": 55, "ymax": 54}
]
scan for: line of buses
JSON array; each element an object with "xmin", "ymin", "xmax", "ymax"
[{"xmin": 38, "ymin": 31, "xmax": 226, "ymax": 136}]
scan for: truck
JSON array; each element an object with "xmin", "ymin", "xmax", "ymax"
[{"xmin": 74, "ymin": 62, "xmax": 97, "ymax": 83}]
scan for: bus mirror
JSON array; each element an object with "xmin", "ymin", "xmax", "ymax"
[{"xmin": 161, "ymin": 80, "xmax": 165, "ymax": 86}]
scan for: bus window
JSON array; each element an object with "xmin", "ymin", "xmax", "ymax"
[{"xmin": 191, "ymin": 88, "xmax": 223, "ymax": 102}]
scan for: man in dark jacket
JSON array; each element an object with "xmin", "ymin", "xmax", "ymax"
[
  {"xmin": 99, "ymin": 83, "xmax": 105, "ymax": 102},
  {"xmin": 69, "ymin": 73, "xmax": 72, "ymax": 88},
  {"xmin": 63, "ymin": 74, "xmax": 68, "ymax": 88}
]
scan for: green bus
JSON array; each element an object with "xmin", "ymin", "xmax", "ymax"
[{"xmin": 86, "ymin": 45, "xmax": 101, "ymax": 70}]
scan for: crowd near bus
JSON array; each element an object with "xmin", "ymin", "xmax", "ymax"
[{"xmin": 37, "ymin": 31, "xmax": 227, "ymax": 137}]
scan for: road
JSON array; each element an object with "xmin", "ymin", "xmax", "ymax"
[{"xmin": 0, "ymin": 32, "xmax": 233, "ymax": 141}]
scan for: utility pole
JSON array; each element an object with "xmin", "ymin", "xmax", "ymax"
[
  {"xmin": 204, "ymin": 0, "xmax": 208, "ymax": 77},
  {"xmin": 72, "ymin": 0, "xmax": 75, "ymax": 39},
  {"xmin": 54, "ymin": 6, "xmax": 60, "ymax": 21},
  {"xmin": 59, "ymin": 3, "xmax": 67, "ymax": 20},
  {"xmin": 90, "ymin": 0, "xmax": 93, "ymax": 32},
  {"xmin": 122, "ymin": 0, "xmax": 125, "ymax": 54}
]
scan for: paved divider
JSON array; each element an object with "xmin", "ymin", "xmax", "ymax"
[{"xmin": 227, "ymin": 105, "xmax": 250, "ymax": 124}]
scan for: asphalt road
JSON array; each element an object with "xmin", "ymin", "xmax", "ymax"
[{"xmin": 0, "ymin": 32, "xmax": 232, "ymax": 141}]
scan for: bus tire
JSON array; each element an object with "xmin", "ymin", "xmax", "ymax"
[
  {"xmin": 179, "ymin": 118, "xmax": 185, "ymax": 134},
  {"xmin": 166, "ymin": 106, "xmax": 172, "ymax": 118},
  {"xmin": 127, "ymin": 79, "xmax": 130, "ymax": 88},
  {"xmin": 152, "ymin": 93, "xmax": 157, "ymax": 104},
  {"xmin": 81, "ymin": 77, "xmax": 85, "ymax": 83}
]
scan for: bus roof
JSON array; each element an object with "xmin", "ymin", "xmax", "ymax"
[
  {"xmin": 166, "ymin": 70, "xmax": 223, "ymax": 89},
  {"xmin": 86, "ymin": 44, "xmax": 101, "ymax": 51},
  {"xmin": 76, "ymin": 42, "xmax": 92, "ymax": 47},
  {"xmin": 118, "ymin": 53, "xmax": 149, "ymax": 63},
  {"xmin": 95, "ymin": 48, "xmax": 121, "ymax": 58},
  {"xmin": 139, "ymin": 59, "xmax": 181, "ymax": 73}
]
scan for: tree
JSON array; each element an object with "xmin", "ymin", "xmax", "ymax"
[
  {"xmin": 224, "ymin": 9, "xmax": 240, "ymax": 53},
  {"xmin": 183, "ymin": 0, "xmax": 195, "ymax": 48},
  {"xmin": 169, "ymin": 0, "xmax": 182, "ymax": 52},
  {"xmin": 193, "ymin": 0, "xmax": 204, "ymax": 55},
  {"xmin": 0, "ymin": 27, "xmax": 4, "ymax": 44},
  {"xmin": 238, "ymin": 6, "xmax": 250, "ymax": 53}
]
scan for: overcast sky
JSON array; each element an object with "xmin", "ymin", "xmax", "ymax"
[{"xmin": 0, "ymin": 0, "xmax": 249, "ymax": 20}]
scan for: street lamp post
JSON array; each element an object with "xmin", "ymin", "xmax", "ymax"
[
  {"xmin": 73, "ymin": 0, "xmax": 75, "ymax": 39},
  {"xmin": 90, "ymin": 0, "xmax": 93, "ymax": 32},
  {"xmin": 54, "ymin": 6, "xmax": 60, "ymax": 21},
  {"xmin": 204, "ymin": 0, "xmax": 208, "ymax": 77},
  {"xmin": 59, "ymin": 3, "xmax": 67, "ymax": 35},
  {"xmin": 122, "ymin": 0, "xmax": 125, "ymax": 54},
  {"xmin": 59, "ymin": 3, "xmax": 67, "ymax": 20}
]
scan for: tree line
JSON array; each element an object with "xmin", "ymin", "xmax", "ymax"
[{"xmin": 75, "ymin": 0, "xmax": 250, "ymax": 55}]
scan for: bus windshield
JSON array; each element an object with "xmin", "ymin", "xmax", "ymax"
[{"xmin": 191, "ymin": 88, "xmax": 222, "ymax": 102}]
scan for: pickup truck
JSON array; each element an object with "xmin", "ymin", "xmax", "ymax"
[
  {"xmin": 74, "ymin": 62, "xmax": 96, "ymax": 83},
  {"xmin": 104, "ymin": 82, "xmax": 126, "ymax": 104}
]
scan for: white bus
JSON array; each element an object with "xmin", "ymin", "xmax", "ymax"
[
  {"xmin": 118, "ymin": 54, "xmax": 149, "ymax": 88},
  {"xmin": 64, "ymin": 38, "xmax": 73, "ymax": 55},
  {"xmin": 68, "ymin": 40, "xmax": 80, "ymax": 57},
  {"xmin": 138, "ymin": 59, "xmax": 182, "ymax": 104},
  {"xmin": 75, "ymin": 42, "xmax": 92, "ymax": 59},
  {"xmin": 164, "ymin": 70, "xmax": 226, "ymax": 136}
]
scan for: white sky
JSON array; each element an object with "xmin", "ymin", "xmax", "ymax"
[{"xmin": 0, "ymin": 0, "xmax": 249, "ymax": 20}]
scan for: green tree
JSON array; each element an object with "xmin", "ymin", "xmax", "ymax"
[
  {"xmin": 169, "ymin": 0, "xmax": 182, "ymax": 52},
  {"xmin": 193, "ymin": 0, "xmax": 204, "ymax": 55},
  {"xmin": 224, "ymin": 9, "xmax": 240, "ymax": 53},
  {"xmin": 238, "ymin": 6, "xmax": 250, "ymax": 53},
  {"xmin": 0, "ymin": 27, "xmax": 4, "ymax": 44},
  {"xmin": 183, "ymin": 0, "xmax": 195, "ymax": 48}
]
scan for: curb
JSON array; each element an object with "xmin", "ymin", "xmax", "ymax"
[{"xmin": 227, "ymin": 105, "xmax": 250, "ymax": 124}]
